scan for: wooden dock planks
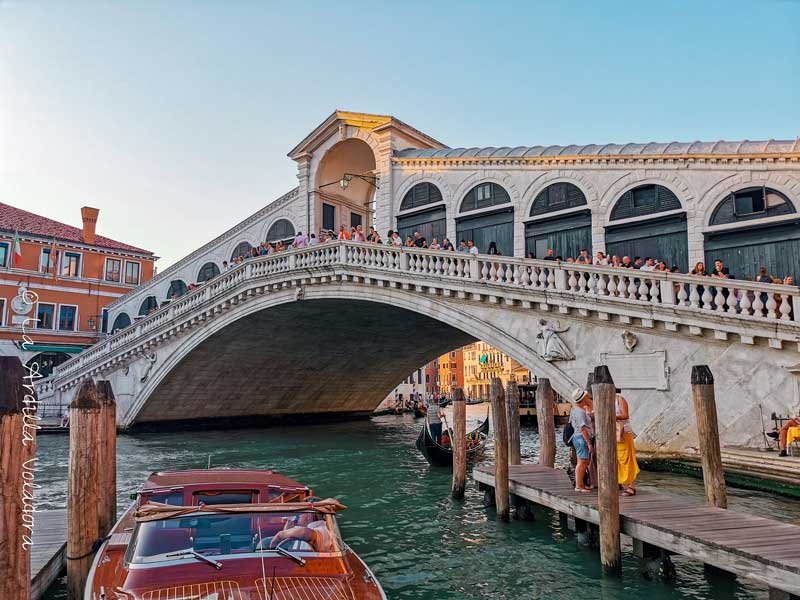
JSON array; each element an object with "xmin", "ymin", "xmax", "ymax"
[
  {"xmin": 474, "ymin": 463, "xmax": 800, "ymax": 596},
  {"xmin": 30, "ymin": 509, "xmax": 67, "ymax": 600}
]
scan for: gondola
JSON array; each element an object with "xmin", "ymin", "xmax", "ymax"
[
  {"xmin": 413, "ymin": 405, "xmax": 427, "ymax": 419},
  {"xmin": 415, "ymin": 410, "xmax": 490, "ymax": 467}
]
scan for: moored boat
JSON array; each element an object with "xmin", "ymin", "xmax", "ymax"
[
  {"xmin": 85, "ymin": 468, "xmax": 386, "ymax": 599},
  {"xmin": 415, "ymin": 411, "xmax": 489, "ymax": 467}
]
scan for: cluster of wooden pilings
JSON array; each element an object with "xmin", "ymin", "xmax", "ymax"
[
  {"xmin": 457, "ymin": 364, "xmax": 729, "ymax": 573},
  {"xmin": 0, "ymin": 357, "xmax": 117, "ymax": 600}
]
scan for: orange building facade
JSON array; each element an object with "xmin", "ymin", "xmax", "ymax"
[
  {"xmin": 1, "ymin": 203, "xmax": 156, "ymax": 377},
  {"xmin": 436, "ymin": 349, "xmax": 464, "ymax": 397}
]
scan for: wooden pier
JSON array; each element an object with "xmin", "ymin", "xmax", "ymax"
[
  {"xmin": 30, "ymin": 509, "xmax": 67, "ymax": 600},
  {"xmin": 474, "ymin": 463, "xmax": 800, "ymax": 598}
]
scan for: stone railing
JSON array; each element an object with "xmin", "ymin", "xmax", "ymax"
[{"xmin": 54, "ymin": 241, "xmax": 800, "ymax": 382}]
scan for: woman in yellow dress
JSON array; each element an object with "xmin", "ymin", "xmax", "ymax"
[{"xmin": 616, "ymin": 391, "xmax": 640, "ymax": 496}]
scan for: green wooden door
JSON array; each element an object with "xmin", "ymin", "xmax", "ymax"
[
  {"xmin": 397, "ymin": 206, "xmax": 447, "ymax": 244},
  {"xmin": 456, "ymin": 208, "xmax": 514, "ymax": 255},
  {"xmin": 606, "ymin": 215, "xmax": 688, "ymax": 271},
  {"xmin": 705, "ymin": 221, "xmax": 800, "ymax": 280},
  {"xmin": 525, "ymin": 211, "xmax": 591, "ymax": 259}
]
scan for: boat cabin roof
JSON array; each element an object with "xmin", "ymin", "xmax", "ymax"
[
  {"xmin": 144, "ymin": 468, "xmax": 303, "ymax": 489},
  {"xmin": 138, "ymin": 469, "xmax": 310, "ymax": 505}
]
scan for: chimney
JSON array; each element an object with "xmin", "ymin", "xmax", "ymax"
[{"xmin": 81, "ymin": 206, "xmax": 99, "ymax": 245}]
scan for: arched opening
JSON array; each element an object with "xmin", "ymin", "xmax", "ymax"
[
  {"xmin": 314, "ymin": 138, "xmax": 377, "ymax": 235},
  {"xmin": 705, "ymin": 187, "xmax": 799, "ymax": 280},
  {"xmin": 197, "ymin": 262, "xmax": 220, "ymax": 283},
  {"xmin": 230, "ymin": 241, "xmax": 253, "ymax": 261},
  {"xmin": 396, "ymin": 183, "xmax": 446, "ymax": 245},
  {"xmin": 139, "ymin": 296, "xmax": 159, "ymax": 316},
  {"xmin": 525, "ymin": 183, "xmax": 590, "ymax": 259},
  {"xmin": 111, "ymin": 312, "xmax": 131, "ymax": 333},
  {"xmin": 605, "ymin": 184, "xmax": 688, "ymax": 271},
  {"xmin": 166, "ymin": 279, "xmax": 188, "ymax": 300},
  {"xmin": 266, "ymin": 219, "xmax": 296, "ymax": 245},
  {"xmin": 26, "ymin": 351, "xmax": 71, "ymax": 379},
  {"xmin": 456, "ymin": 183, "xmax": 514, "ymax": 255}
]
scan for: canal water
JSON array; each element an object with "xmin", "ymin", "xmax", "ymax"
[{"xmin": 38, "ymin": 405, "xmax": 800, "ymax": 599}]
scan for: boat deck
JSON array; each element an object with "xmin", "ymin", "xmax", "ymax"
[
  {"xmin": 31, "ymin": 509, "xmax": 67, "ymax": 599},
  {"xmin": 474, "ymin": 463, "xmax": 800, "ymax": 597}
]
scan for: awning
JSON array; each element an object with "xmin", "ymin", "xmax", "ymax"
[{"xmin": 23, "ymin": 344, "xmax": 86, "ymax": 354}]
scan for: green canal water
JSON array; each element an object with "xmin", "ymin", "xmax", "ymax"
[{"xmin": 38, "ymin": 407, "xmax": 800, "ymax": 599}]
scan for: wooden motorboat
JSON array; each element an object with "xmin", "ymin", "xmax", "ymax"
[
  {"xmin": 85, "ymin": 468, "xmax": 386, "ymax": 599},
  {"xmin": 415, "ymin": 411, "xmax": 489, "ymax": 467}
]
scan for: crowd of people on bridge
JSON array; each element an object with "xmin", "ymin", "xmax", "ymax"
[{"xmin": 225, "ymin": 226, "xmax": 795, "ymax": 297}]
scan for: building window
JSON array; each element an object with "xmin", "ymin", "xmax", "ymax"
[
  {"xmin": 138, "ymin": 296, "xmax": 158, "ymax": 316},
  {"xmin": 111, "ymin": 312, "xmax": 131, "ymax": 333},
  {"xmin": 105, "ymin": 258, "xmax": 121, "ymax": 282},
  {"xmin": 36, "ymin": 303, "xmax": 56, "ymax": 329},
  {"xmin": 350, "ymin": 212, "xmax": 362, "ymax": 228},
  {"xmin": 197, "ymin": 262, "xmax": 220, "ymax": 283},
  {"xmin": 732, "ymin": 187, "xmax": 769, "ymax": 216},
  {"xmin": 459, "ymin": 182, "xmax": 512, "ymax": 210},
  {"xmin": 400, "ymin": 183, "xmax": 444, "ymax": 211},
  {"xmin": 0, "ymin": 242, "xmax": 8, "ymax": 268},
  {"xmin": 58, "ymin": 305, "xmax": 78, "ymax": 331},
  {"xmin": 166, "ymin": 280, "xmax": 187, "ymax": 300},
  {"xmin": 40, "ymin": 248, "xmax": 58, "ymax": 273},
  {"xmin": 124, "ymin": 261, "xmax": 141, "ymax": 285},
  {"xmin": 322, "ymin": 203, "xmax": 336, "ymax": 232},
  {"xmin": 266, "ymin": 219, "xmax": 295, "ymax": 243},
  {"xmin": 230, "ymin": 241, "xmax": 253, "ymax": 261},
  {"xmin": 632, "ymin": 186, "xmax": 657, "ymax": 209},
  {"xmin": 61, "ymin": 252, "xmax": 81, "ymax": 277},
  {"xmin": 0, "ymin": 298, "xmax": 5, "ymax": 325}
]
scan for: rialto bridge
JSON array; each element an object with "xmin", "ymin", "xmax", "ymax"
[{"xmin": 41, "ymin": 110, "xmax": 800, "ymax": 453}]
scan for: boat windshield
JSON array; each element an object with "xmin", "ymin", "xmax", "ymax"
[{"xmin": 129, "ymin": 511, "xmax": 340, "ymax": 564}]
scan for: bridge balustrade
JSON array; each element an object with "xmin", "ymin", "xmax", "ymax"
[{"xmin": 50, "ymin": 241, "xmax": 800, "ymax": 384}]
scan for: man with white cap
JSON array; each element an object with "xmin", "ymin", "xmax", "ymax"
[{"xmin": 569, "ymin": 387, "xmax": 595, "ymax": 493}]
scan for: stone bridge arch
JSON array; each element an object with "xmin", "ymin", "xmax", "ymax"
[{"xmin": 125, "ymin": 282, "xmax": 579, "ymax": 427}]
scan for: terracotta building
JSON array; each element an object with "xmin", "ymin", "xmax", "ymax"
[
  {"xmin": 462, "ymin": 341, "xmax": 525, "ymax": 400},
  {"xmin": 437, "ymin": 349, "xmax": 464, "ymax": 397},
  {"xmin": 0, "ymin": 202, "xmax": 156, "ymax": 377}
]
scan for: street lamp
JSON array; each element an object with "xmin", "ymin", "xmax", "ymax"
[{"xmin": 320, "ymin": 173, "xmax": 379, "ymax": 191}]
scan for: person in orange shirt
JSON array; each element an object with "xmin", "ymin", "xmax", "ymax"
[{"xmin": 337, "ymin": 225, "xmax": 350, "ymax": 240}]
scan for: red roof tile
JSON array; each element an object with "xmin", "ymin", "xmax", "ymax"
[{"xmin": 0, "ymin": 202, "xmax": 153, "ymax": 255}]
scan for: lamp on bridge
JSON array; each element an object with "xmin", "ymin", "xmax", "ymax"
[{"xmin": 320, "ymin": 173, "xmax": 380, "ymax": 190}]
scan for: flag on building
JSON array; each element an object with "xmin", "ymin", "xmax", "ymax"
[{"xmin": 11, "ymin": 230, "xmax": 23, "ymax": 268}]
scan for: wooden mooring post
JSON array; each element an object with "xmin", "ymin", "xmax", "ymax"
[
  {"xmin": 591, "ymin": 365, "xmax": 621, "ymax": 574},
  {"xmin": 506, "ymin": 381, "xmax": 521, "ymax": 466},
  {"xmin": 490, "ymin": 378, "xmax": 510, "ymax": 521},
  {"xmin": 451, "ymin": 387, "xmax": 467, "ymax": 499},
  {"xmin": 67, "ymin": 379, "xmax": 102, "ymax": 600},
  {"xmin": 0, "ymin": 357, "xmax": 36, "ymax": 600},
  {"xmin": 96, "ymin": 381, "xmax": 117, "ymax": 536},
  {"xmin": 536, "ymin": 378, "xmax": 556, "ymax": 468},
  {"xmin": 691, "ymin": 365, "xmax": 727, "ymax": 509}
]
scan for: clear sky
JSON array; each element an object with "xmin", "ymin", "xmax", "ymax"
[{"xmin": 1, "ymin": 1, "xmax": 798, "ymax": 267}]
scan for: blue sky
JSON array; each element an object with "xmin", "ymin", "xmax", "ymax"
[{"xmin": 1, "ymin": 0, "xmax": 798, "ymax": 267}]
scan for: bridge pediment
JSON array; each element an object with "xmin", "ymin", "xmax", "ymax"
[{"xmin": 288, "ymin": 110, "xmax": 445, "ymax": 160}]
